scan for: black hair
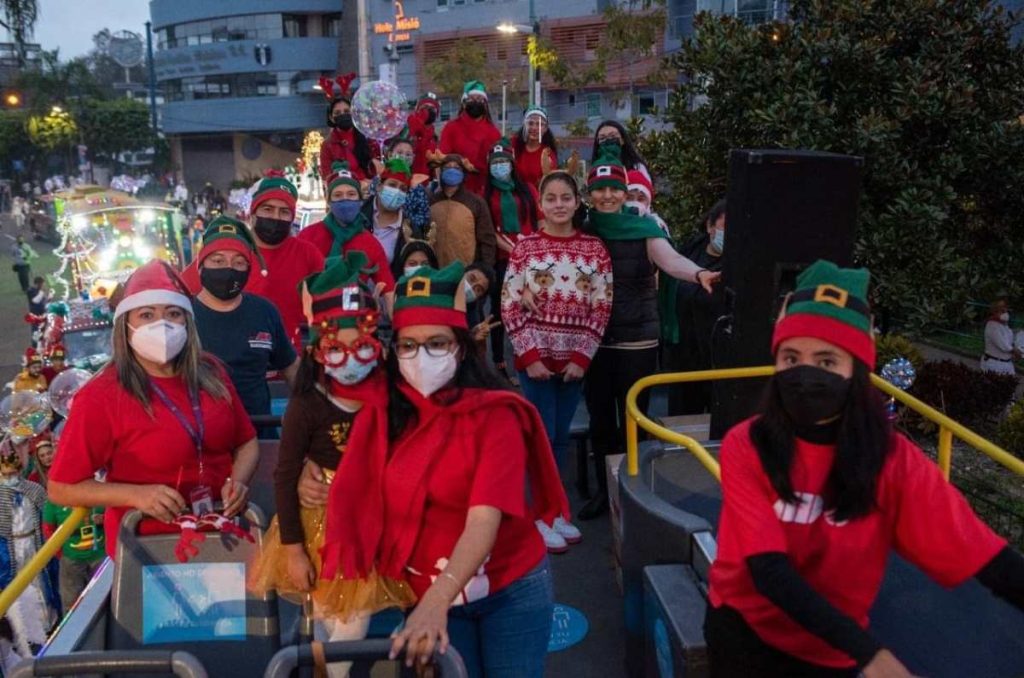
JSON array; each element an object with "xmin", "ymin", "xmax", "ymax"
[
  {"xmin": 392, "ymin": 240, "xmax": 439, "ymax": 280},
  {"xmin": 292, "ymin": 347, "xmax": 324, "ymax": 396},
  {"xmin": 483, "ymin": 161, "xmax": 539, "ymax": 230},
  {"xmin": 387, "ymin": 136, "xmax": 415, "ymax": 155},
  {"xmin": 590, "ymin": 120, "xmax": 647, "ymax": 171},
  {"xmin": 33, "ymin": 276, "xmax": 44, "ymax": 285},
  {"xmin": 539, "ymin": 170, "xmax": 586, "ymax": 230},
  {"xmin": 705, "ymin": 198, "xmax": 727, "ymax": 229},
  {"xmin": 512, "ymin": 124, "xmax": 559, "ymax": 158},
  {"xmin": 327, "ymin": 96, "xmax": 374, "ymax": 176},
  {"xmin": 386, "ymin": 326, "xmax": 508, "ymax": 439},
  {"xmin": 749, "ymin": 361, "xmax": 893, "ymax": 522},
  {"xmin": 465, "ymin": 261, "xmax": 496, "ymax": 293}
]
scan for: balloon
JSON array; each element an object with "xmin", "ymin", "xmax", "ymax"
[
  {"xmin": 0, "ymin": 391, "xmax": 52, "ymax": 443},
  {"xmin": 48, "ymin": 368, "xmax": 92, "ymax": 418},
  {"xmin": 351, "ymin": 80, "xmax": 409, "ymax": 142}
]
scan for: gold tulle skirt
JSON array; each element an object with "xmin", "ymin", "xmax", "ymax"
[{"xmin": 248, "ymin": 501, "xmax": 415, "ymax": 621}]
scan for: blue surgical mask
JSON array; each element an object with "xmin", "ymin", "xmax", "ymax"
[
  {"xmin": 441, "ymin": 168, "xmax": 465, "ymax": 187},
  {"xmin": 711, "ymin": 228, "xmax": 724, "ymax": 254},
  {"xmin": 330, "ymin": 199, "xmax": 362, "ymax": 224},
  {"xmin": 463, "ymin": 279, "xmax": 477, "ymax": 303},
  {"xmin": 325, "ymin": 358, "xmax": 378, "ymax": 386},
  {"xmin": 490, "ymin": 163, "xmax": 512, "ymax": 182},
  {"xmin": 379, "ymin": 186, "xmax": 407, "ymax": 211}
]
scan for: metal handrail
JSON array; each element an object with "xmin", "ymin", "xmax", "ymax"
[
  {"xmin": 0, "ymin": 506, "xmax": 87, "ymax": 617},
  {"xmin": 624, "ymin": 366, "xmax": 1024, "ymax": 482}
]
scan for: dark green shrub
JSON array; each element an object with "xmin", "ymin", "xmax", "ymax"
[
  {"xmin": 874, "ymin": 333, "xmax": 925, "ymax": 375},
  {"xmin": 910, "ymin": 360, "xmax": 1016, "ymax": 428}
]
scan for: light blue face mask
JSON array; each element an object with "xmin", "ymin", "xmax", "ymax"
[
  {"xmin": 326, "ymin": 358, "xmax": 378, "ymax": 386},
  {"xmin": 379, "ymin": 186, "xmax": 407, "ymax": 211},
  {"xmin": 711, "ymin": 228, "xmax": 725, "ymax": 254},
  {"xmin": 441, "ymin": 167, "xmax": 465, "ymax": 187},
  {"xmin": 490, "ymin": 162, "xmax": 512, "ymax": 182},
  {"xmin": 463, "ymin": 279, "xmax": 477, "ymax": 303}
]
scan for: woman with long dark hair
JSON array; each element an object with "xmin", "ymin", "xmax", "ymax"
[
  {"xmin": 321, "ymin": 262, "xmax": 568, "ymax": 677},
  {"xmin": 483, "ymin": 138, "xmax": 540, "ymax": 378},
  {"xmin": 318, "ymin": 74, "xmax": 378, "ymax": 182},
  {"xmin": 512, "ymin": 106, "xmax": 559, "ymax": 190},
  {"xmin": 590, "ymin": 120, "xmax": 650, "ymax": 180},
  {"xmin": 706, "ymin": 260, "xmax": 1024, "ymax": 677}
]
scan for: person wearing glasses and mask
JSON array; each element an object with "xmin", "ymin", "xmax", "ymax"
[
  {"xmin": 48, "ymin": 261, "xmax": 258, "ymax": 560},
  {"xmin": 186, "ymin": 173, "xmax": 324, "ymax": 352},
  {"xmin": 190, "ymin": 216, "xmax": 298, "ymax": 424},
  {"xmin": 320, "ymin": 262, "xmax": 569, "ymax": 678}
]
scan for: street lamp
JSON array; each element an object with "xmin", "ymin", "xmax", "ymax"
[{"xmin": 496, "ymin": 22, "xmax": 540, "ymax": 108}]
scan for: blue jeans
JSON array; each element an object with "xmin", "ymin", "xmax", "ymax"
[
  {"xmin": 518, "ymin": 371, "xmax": 583, "ymax": 470},
  {"xmin": 446, "ymin": 560, "xmax": 553, "ymax": 678}
]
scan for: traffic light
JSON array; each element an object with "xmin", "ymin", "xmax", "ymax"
[{"xmin": 2, "ymin": 90, "xmax": 23, "ymax": 108}]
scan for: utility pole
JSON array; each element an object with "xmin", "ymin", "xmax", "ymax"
[{"xmin": 145, "ymin": 22, "xmax": 158, "ymax": 132}]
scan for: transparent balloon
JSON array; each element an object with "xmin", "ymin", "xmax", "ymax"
[
  {"xmin": 351, "ymin": 80, "xmax": 409, "ymax": 143},
  {"xmin": 0, "ymin": 391, "xmax": 52, "ymax": 443},
  {"xmin": 48, "ymin": 368, "xmax": 92, "ymax": 418}
]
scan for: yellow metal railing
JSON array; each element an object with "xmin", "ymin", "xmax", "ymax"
[
  {"xmin": 0, "ymin": 507, "xmax": 88, "ymax": 618},
  {"xmin": 625, "ymin": 366, "xmax": 1024, "ymax": 482}
]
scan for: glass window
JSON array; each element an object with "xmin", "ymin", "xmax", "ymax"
[
  {"xmin": 636, "ymin": 94, "xmax": 657, "ymax": 114},
  {"xmin": 437, "ymin": 0, "xmax": 449, "ymax": 9},
  {"xmin": 283, "ymin": 14, "xmax": 308, "ymax": 37},
  {"xmin": 586, "ymin": 93, "xmax": 601, "ymax": 118},
  {"xmin": 439, "ymin": 98, "xmax": 456, "ymax": 121},
  {"xmin": 324, "ymin": 13, "xmax": 343, "ymax": 37}
]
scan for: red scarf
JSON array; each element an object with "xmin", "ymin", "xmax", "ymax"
[
  {"xmin": 320, "ymin": 383, "xmax": 569, "ymax": 581},
  {"xmin": 319, "ymin": 369, "xmax": 390, "ymax": 580}
]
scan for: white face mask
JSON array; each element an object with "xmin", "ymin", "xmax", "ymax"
[
  {"xmin": 1001, "ymin": 312, "xmax": 1011, "ymax": 323},
  {"xmin": 129, "ymin": 320, "xmax": 188, "ymax": 364},
  {"xmin": 399, "ymin": 350, "xmax": 458, "ymax": 397},
  {"xmin": 404, "ymin": 265, "xmax": 425, "ymax": 278},
  {"xmin": 625, "ymin": 200, "xmax": 649, "ymax": 216}
]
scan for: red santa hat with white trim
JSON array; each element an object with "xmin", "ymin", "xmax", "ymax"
[
  {"xmin": 112, "ymin": 260, "xmax": 193, "ymax": 321},
  {"xmin": 627, "ymin": 170, "xmax": 654, "ymax": 202}
]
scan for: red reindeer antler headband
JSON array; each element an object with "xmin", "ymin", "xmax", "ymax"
[{"xmin": 319, "ymin": 72, "xmax": 358, "ymax": 101}]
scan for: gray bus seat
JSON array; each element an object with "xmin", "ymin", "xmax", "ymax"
[
  {"xmin": 11, "ymin": 650, "xmax": 207, "ymax": 678},
  {"xmin": 263, "ymin": 639, "xmax": 468, "ymax": 678},
  {"xmin": 643, "ymin": 564, "xmax": 709, "ymax": 678},
  {"xmin": 109, "ymin": 507, "xmax": 278, "ymax": 677}
]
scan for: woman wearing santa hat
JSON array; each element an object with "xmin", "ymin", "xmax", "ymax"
[
  {"xmin": 48, "ymin": 260, "xmax": 259, "ymax": 559},
  {"xmin": 320, "ymin": 262, "xmax": 569, "ymax": 677}
]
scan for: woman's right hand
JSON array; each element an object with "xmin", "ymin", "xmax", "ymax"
[
  {"xmin": 135, "ymin": 485, "xmax": 186, "ymax": 522},
  {"xmin": 298, "ymin": 459, "xmax": 329, "ymax": 509},
  {"xmin": 862, "ymin": 649, "xmax": 914, "ymax": 678},
  {"xmin": 285, "ymin": 546, "xmax": 316, "ymax": 591},
  {"xmin": 525, "ymin": 361, "xmax": 554, "ymax": 381}
]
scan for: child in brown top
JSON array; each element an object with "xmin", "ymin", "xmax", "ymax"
[{"xmin": 249, "ymin": 252, "xmax": 413, "ymax": 677}]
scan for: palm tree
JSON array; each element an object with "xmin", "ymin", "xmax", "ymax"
[{"xmin": 0, "ymin": 0, "xmax": 38, "ymax": 67}]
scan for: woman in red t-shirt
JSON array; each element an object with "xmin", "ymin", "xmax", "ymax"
[
  {"xmin": 48, "ymin": 261, "xmax": 259, "ymax": 559},
  {"xmin": 320, "ymin": 262, "xmax": 569, "ymax": 676},
  {"xmin": 707, "ymin": 260, "xmax": 1024, "ymax": 677}
]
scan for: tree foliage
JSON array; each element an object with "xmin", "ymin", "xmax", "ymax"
[
  {"xmin": 27, "ymin": 107, "xmax": 76, "ymax": 151},
  {"xmin": 644, "ymin": 0, "xmax": 1024, "ymax": 329},
  {"xmin": 424, "ymin": 38, "xmax": 516, "ymax": 101},
  {"xmin": 79, "ymin": 98, "xmax": 153, "ymax": 160}
]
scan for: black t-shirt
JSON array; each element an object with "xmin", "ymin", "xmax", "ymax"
[
  {"xmin": 26, "ymin": 286, "xmax": 46, "ymax": 315},
  {"xmin": 193, "ymin": 293, "xmax": 296, "ymax": 416}
]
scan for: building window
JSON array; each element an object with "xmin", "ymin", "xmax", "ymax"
[
  {"xmin": 283, "ymin": 14, "xmax": 308, "ymax": 38},
  {"xmin": 586, "ymin": 93, "xmax": 601, "ymax": 118},
  {"xmin": 439, "ymin": 98, "xmax": 457, "ymax": 121},
  {"xmin": 324, "ymin": 13, "xmax": 343, "ymax": 37},
  {"xmin": 636, "ymin": 94, "xmax": 657, "ymax": 114},
  {"xmin": 437, "ymin": 0, "xmax": 448, "ymax": 10}
]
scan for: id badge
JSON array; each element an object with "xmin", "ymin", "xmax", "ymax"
[{"xmin": 190, "ymin": 485, "xmax": 214, "ymax": 516}]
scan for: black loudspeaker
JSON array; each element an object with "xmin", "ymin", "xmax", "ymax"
[{"xmin": 710, "ymin": 149, "xmax": 864, "ymax": 438}]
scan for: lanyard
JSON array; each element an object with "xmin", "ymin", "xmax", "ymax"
[{"xmin": 151, "ymin": 382, "xmax": 205, "ymax": 475}]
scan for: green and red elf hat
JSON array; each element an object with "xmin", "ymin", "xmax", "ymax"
[
  {"xmin": 301, "ymin": 250, "xmax": 379, "ymax": 341},
  {"xmin": 488, "ymin": 137, "xmax": 515, "ymax": 163},
  {"xmin": 327, "ymin": 161, "xmax": 362, "ymax": 197},
  {"xmin": 198, "ymin": 216, "xmax": 268, "ymax": 277},
  {"xmin": 772, "ymin": 259, "xmax": 876, "ymax": 369},
  {"xmin": 587, "ymin": 146, "xmax": 628, "ymax": 193},
  {"xmin": 250, "ymin": 170, "xmax": 298, "ymax": 214},
  {"xmin": 461, "ymin": 80, "xmax": 488, "ymax": 101},
  {"xmin": 380, "ymin": 158, "xmax": 413, "ymax": 187},
  {"xmin": 393, "ymin": 261, "xmax": 468, "ymax": 329}
]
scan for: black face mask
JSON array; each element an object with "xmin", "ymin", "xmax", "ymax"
[
  {"xmin": 200, "ymin": 266, "xmax": 248, "ymax": 301},
  {"xmin": 333, "ymin": 113, "xmax": 353, "ymax": 130},
  {"xmin": 465, "ymin": 101, "xmax": 486, "ymax": 119},
  {"xmin": 423, "ymin": 108, "xmax": 437, "ymax": 125},
  {"xmin": 253, "ymin": 216, "xmax": 291, "ymax": 245},
  {"xmin": 775, "ymin": 365, "xmax": 851, "ymax": 428}
]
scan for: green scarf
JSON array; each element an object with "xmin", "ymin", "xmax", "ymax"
[
  {"xmin": 588, "ymin": 208, "xmax": 683, "ymax": 344},
  {"xmin": 489, "ymin": 176, "xmax": 521, "ymax": 235},
  {"xmin": 324, "ymin": 211, "xmax": 370, "ymax": 259}
]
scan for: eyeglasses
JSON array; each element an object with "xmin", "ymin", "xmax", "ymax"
[
  {"xmin": 315, "ymin": 335, "xmax": 381, "ymax": 367},
  {"xmin": 394, "ymin": 336, "xmax": 456, "ymax": 359}
]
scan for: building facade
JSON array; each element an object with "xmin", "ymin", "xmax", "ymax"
[{"xmin": 149, "ymin": 0, "xmax": 344, "ymax": 190}]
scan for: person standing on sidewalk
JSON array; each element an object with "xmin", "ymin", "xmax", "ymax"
[{"xmin": 10, "ymin": 235, "xmax": 34, "ymax": 292}]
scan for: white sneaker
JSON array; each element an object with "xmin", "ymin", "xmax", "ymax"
[
  {"xmin": 535, "ymin": 519, "xmax": 568, "ymax": 553},
  {"xmin": 552, "ymin": 516, "xmax": 583, "ymax": 544}
]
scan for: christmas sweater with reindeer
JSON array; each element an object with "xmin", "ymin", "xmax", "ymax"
[{"xmin": 502, "ymin": 230, "xmax": 613, "ymax": 372}]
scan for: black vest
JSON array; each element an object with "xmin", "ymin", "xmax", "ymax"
[{"xmin": 604, "ymin": 238, "xmax": 659, "ymax": 344}]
